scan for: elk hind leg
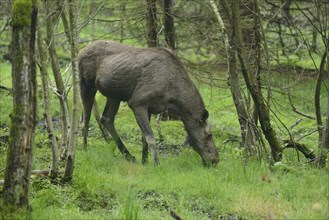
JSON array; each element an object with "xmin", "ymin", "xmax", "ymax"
[
  {"xmin": 80, "ymin": 85, "xmax": 96, "ymax": 149},
  {"xmin": 101, "ymin": 98, "xmax": 136, "ymax": 162}
]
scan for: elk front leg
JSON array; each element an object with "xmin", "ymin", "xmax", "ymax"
[
  {"xmin": 142, "ymin": 135, "xmax": 148, "ymax": 164},
  {"xmin": 141, "ymin": 112, "xmax": 152, "ymax": 164},
  {"xmin": 132, "ymin": 107, "xmax": 159, "ymax": 165},
  {"xmin": 101, "ymin": 98, "xmax": 136, "ymax": 162}
]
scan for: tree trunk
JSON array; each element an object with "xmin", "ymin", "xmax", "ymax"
[
  {"xmin": 162, "ymin": 0, "xmax": 180, "ymax": 121},
  {"xmin": 146, "ymin": 0, "xmax": 157, "ymax": 47},
  {"xmin": 236, "ymin": 0, "xmax": 262, "ymax": 126},
  {"xmin": 218, "ymin": 0, "xmax": 283, "ymax": 162},
  {"xmin": 56, "ymin": 0, "xmax": 71, "ymax": 45},
  {"xmin": 209, "ymin": 0, "xmax": 257, "ymax": 155},
  {"xmin": 37, "ymin": 28, "xmax": 59, "ymax": 179},
  {"xmin": 62, "ymin": 0, "xmax": 80, "ymax": 183},
  {"xmin": 314, "ymin": 87, "xmax": 329, "ymax": 167},
  {"xmin": 119, "ymin": 1, "xmax": 126, "ymax": 43},
  {"xmin": 238, "ymin": 0, "xmax": 261, "ymax": 152},
  {"xmin": 322, "ymin": 89, "xmax": 329, "ymax": 150},
  {"xmin": 322, "ymin": 36, "xmax": 329, "ymax": 150},
  {"xmin": 1, "ymin": 0, "xmax": 38, "ymax": 210},
  {"xmin": 316, "ymin": 50, "xmax": 328, "ymax": 167},
  {"xmin": 314, "ymin": 51, "xmax": 327, "ymax": 148},
  {"xmin": 45, "ymin": 0, "xmax": 71, "ymax": 159},
  {"xmin": 234, "ymin": 0, "xmax": 282, "ymax": 162},
  {"xmin": 163, "ymin": 0, "xmax": 175, "ymax": 50}
]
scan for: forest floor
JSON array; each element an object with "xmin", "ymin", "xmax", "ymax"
[{"xmin": 0, "ymin": 64, "xmax": 328, "ymax": 219}]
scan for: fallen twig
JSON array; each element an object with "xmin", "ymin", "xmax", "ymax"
[
  {"xmin": 0, "ymin": 170, "xmax": 65, "ymax": 185},
  {"xmin": 0, "ymin": 85, "xmax": 12, "ymax": 93},
  {"xmin": 31, "ymin": 169, "xmax": 65, "ymax": 177},
  {"xmin": 170, "ymin": 209, "xmax": 183, "ymax": 220}
]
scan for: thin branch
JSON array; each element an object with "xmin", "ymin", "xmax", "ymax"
[
  {"xmin": 0, "ymin": 84, "xmax": 12, "ymax": 93},
  {"xmin": 0, "ymin": 170, "xmax": 65, "ymax": 185},
  {"xmin": 78, "ymin": 2, "xmax": 105, "ymax": 33},
  {"xmin": 290, "ymin": 118, "xmax": 302, "ymax": 129},
  {"xmin": 293, "ymin": 0, "xmax": 324, "ymax": 41},
  {"xmin": 0, "ymin": 19, "xmax": 9, "ymax": 35},
  {"xmin": 63, "ymin": 62, "xmax": 72, "ymax": 96},
  {"xmin": 287, "ymin": 90, "xmax": 316, "ymax": 119},
  {"xmin": 296, "ymin": 129, "xmax": 319, "ymax": 143}
]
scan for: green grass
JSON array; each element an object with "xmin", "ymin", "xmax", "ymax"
[
  {"xmin": 0, "ymin": 59, "xmax": 328, "ymax": 219},
  {"xmin": 1, "ymin": 2, "xmax": 329, "ymax": 217},
  {"xmin": 26, "ymin": 142, "xmax": 328, "ymax": 219}
]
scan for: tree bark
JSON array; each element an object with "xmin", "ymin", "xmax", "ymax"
[
  {"xmin": 283, "ymin": 140, "xmax": 316, "ymax": 160},
  {"xmin": 209, "ymin": 0, "xmax": 257, "ymax": 155},
  {"xmin": 314, "ymin": 51, "xmax": 327, "ymax": 148},
  {"xmin": 1, "ymin": 0, "xmax": 38, "ymax": 210},
  {"xmin": 56, "ymin": 0, "xmax": 71, "ymax": 45},
  {"xmin": 119, "ymin": 1, "xmax": 126, "ymax": 43},
  {"xmin": 322, "ymin": 89, "xmax": 329, "ymax": 150},
  {"xmin": 146, "ymin": 0, "xmax": 157, "ymax": 47},
  {"xmin": 317, "ymin": 49, "xmax": 328, "ymax": 167},
  {"xmin": 45, "ymin": 0, "xmax": 71, "ymax": 159},
  {"xmin": 234, "ymin": 0, "xmax": 283, "ymax": 162},
  {"xmin": 37, "ymin": 28, "xmax": 59, "ymax": 179},
  {"xmin": 234, "ymin": 0, "xmax": 262, "ymax": 126},
  {"xmin": 161, "ymin": 0, "xmax": 180, "ymax": 121},
  {"xmin": 62, "ymin": 0, "xmax": 80, "ymax": 183},
  {"xmin": 163, "ymin": 0, "xmax": 175, "ymax": 50},
  {"xmin": 218, "ymin": 0, "xmax": 283, "ymax": 162}
]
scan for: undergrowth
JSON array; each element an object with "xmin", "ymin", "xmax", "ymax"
[
  {"xmin": 26, "ymin": 141, "xmax": 328, "ymax": 219},
  {"xmin": 0, "ymin": 62, "xmax": 328, "ymax": 219}
]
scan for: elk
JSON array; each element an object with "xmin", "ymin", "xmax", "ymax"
[{"xmin": 78, "ymin": 40, "xmax": 219, "ymax": 166}]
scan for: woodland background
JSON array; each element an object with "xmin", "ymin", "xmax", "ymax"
[{"xmin": 0, "ymin": 0, "xmax": 328, "ymax": 219}]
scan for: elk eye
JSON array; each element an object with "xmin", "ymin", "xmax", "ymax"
[{"xmin": 207, "ymin": 134, "xmax": 212, "ymax": 139}]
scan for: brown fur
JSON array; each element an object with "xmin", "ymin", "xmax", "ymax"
[{"xmin": 78, "ymin": 40, "xmax": 219, "ymax": 165}]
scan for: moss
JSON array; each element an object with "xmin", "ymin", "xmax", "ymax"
[
  {"xmin": 12, "ymin": 0, "xmax": 32, "ymax": 27},
  {"xmin": 0, "ymin": 200, "xmax": 31, "ymax": 219}
]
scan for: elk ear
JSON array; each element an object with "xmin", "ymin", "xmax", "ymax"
[{"xmin": 199, "ymin": 109, "xmax": 209, "ymax": 124}]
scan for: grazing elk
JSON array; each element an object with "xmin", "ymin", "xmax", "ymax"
[{"xmin": 78, "ymin": 40, "xmax": 219, "ymax": 166}]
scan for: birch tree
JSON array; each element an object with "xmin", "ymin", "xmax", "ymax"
[
  {"xmin": 62, "ymin": 0, "xmax": 80, "ymax": 182},
  {"xmin": 45, "ymin": 0, "xmax": 71, "ymax": 159},
  {"xmin": 37, "ymin": 27, "xmax": 59, "ymax": 179}
]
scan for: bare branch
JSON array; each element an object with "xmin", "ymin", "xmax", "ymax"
[
  {"xmin": 287, "ymin": 90, "xmax": 316, "ymax": 119},
  {"xmin": 78, "ymin": 2, "xmax": 105, "ymax": 33}
]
